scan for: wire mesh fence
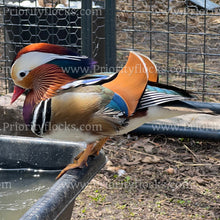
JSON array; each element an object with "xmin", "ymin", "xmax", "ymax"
[
  {"xmin": 116, "ymin": 0, "xmax": 220, "ymax": 102},
  {"xmin": 0, "ymin": 0, "xmax": 220, "ymax": 103},
  {"xmin": 0, "ymin": 0, "xmax": 105, "ymax": 93}
]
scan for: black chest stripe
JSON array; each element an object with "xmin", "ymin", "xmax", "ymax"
[{"xmin": 31, "ymin": 99, "xmax": 51, "ymax": 136}]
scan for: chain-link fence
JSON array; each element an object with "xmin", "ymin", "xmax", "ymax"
[
  {"xmin": 116, "ymin": 0, "xmax": 220, "ymax": 102},
  {"xmin": 0, "ymin": 0, "xmax": 220, "ymax": 103},
  {"xmin": 0, "ymin": 0, "xmax": 105, "ymax": 93}
]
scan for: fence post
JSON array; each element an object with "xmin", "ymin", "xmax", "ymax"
[
  {"xmin": 105, "ymin": 0, "xmax": 116, "ymax": 72},
  {"xmin": 81, "ymin": 0, "xmax": 92, "ymax": 58}
]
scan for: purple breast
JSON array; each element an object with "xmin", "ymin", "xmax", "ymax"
[{"xmin": 23, "ymin": 100, "xmax": 35, "ymax": 127}]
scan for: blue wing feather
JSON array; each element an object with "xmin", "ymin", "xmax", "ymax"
[
  {"xmin": 106, "ymin": 93, "xmax": 128, "ymax": 116},
  {"xmin": 81, "ymin": 75, "xmax": 110, "ymax": 84},
  {"xmin": 147, "ymin": 85, "xmax": 182, "ymax": 96}
]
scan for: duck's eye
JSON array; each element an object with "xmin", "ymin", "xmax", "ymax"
[{"xmin": 19, "ymin": 72, "xmax": 26, "ymax": 78}]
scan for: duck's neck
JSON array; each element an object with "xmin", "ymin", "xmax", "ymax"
[{"xmin": 23, "ymin": 64, "xmax": 74, "ymax": 125}]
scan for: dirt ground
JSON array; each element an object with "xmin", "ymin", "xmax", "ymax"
[{"xmin": 71, "ymin": 135, "xmax": 220, "ymax": 220}]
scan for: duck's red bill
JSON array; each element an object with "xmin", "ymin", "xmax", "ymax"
[{"xmin": 11, "ymin": 85, "xmax": 25, "ymax": 104}]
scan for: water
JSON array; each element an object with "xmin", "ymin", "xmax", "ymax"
[{"xmin": 0, "ymin": 169, "xmax": 59, "ymax": 220}]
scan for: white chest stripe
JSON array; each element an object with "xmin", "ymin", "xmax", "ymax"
[
  {"xmin": 41, "ymin": 99, "xmax": 49, "ymax": 135},
  {"xmin": 31, "ymin": 99, "xmax": 51, "ymax": 136},
  {"xmin": 31, "ymin": 101, "xmax": 43, "ymax": 135}
]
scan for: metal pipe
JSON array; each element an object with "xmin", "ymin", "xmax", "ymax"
[
  {"xmin": 131, "ymin": 101, "xmax": 220, "ymax": 141},
  {"xmin": 81, "ymin": 0, "xmax": 92, "ymax": 58},
  {"xmin": 132, "ymin": 123, "xmax": 220, "ymax": 141},
  {"xmin": 105, "ymin": 0, "xmax": 116, "ymax": 72},
  {"xmin": 184, "ymin": 101, "xmax": 220, "ymax": 114}
]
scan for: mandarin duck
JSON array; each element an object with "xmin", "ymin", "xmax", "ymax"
[{"xmin": 11, "ymin": 43, "xmax": 208, "ymax": 179}]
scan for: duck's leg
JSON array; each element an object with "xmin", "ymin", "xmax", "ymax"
[
  {"xmin": 56, "ymin": 137, "xmax": 108, "ymax": 179},
  {"xmin": 56, "ymin": 143, "xmax": 94, "ymax": 179},
  {"xmin": 90, "ymin": 137, "xmax": 109, "ymax": 156},
  {"xmin": 73, "ymin": 137, "xmax": 109, "ymax": 161}
]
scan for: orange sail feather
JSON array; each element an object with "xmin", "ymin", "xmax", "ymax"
[{"xmin": 103, "ymin": 51, "xmax": 148, "ymax": 116}]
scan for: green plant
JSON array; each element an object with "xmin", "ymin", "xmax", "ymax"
[
  {"xmin": 89, "ymin": 191, "xmax": 106, "ymax": 203},
  {"xmin": 81, "ymin": 207, "xmax": 86, "ymax": 214},
  {"xmin": 124, "ymin": 176, "xmax": 131, "ymax": 182}
]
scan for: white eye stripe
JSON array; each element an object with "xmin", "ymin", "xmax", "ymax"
[{"xmin": 12, "ymin": 51, "xmax": 87, "ymax": 78}]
